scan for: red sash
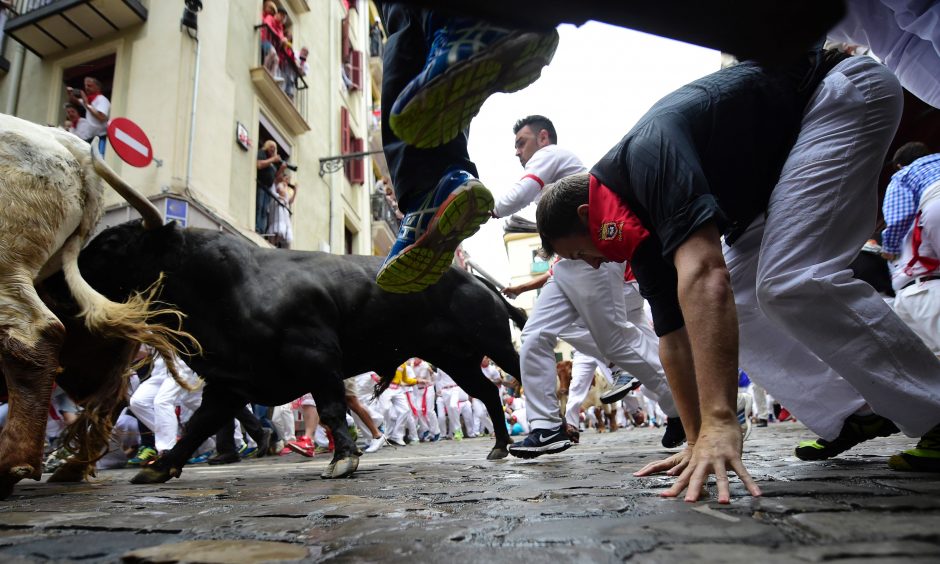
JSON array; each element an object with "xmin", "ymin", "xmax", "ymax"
[{"xmin": 904, "ymin": 211, "xmax": 940, "ymax": 276}]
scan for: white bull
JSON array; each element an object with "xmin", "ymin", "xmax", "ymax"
[{"xmin": 0, "ymin": 114, "xmax": 196, "ymax": 499}]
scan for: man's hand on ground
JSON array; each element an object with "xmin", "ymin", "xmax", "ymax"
[
  {"xmin": 659, "ymin": 420, "xmax": 761, "ymax": 504},
  {"xmin": 633, "ymin": 445, "xmax": 692, "ymax": 477}
]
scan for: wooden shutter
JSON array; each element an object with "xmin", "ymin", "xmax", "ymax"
[
  {"xmin": 349, "ymin": 50, "xmax": 362, "ymax": 91},
  {"xmin": 341, "ymin": 16, "xmax": 352, "ymax": 63},
  {"xmin": 340, "ymin": 107, "xmax": 351, "ymax": 155},
  {"xmin": 349, "ymin": 137, "xmax": 365, "ymax": 184}
]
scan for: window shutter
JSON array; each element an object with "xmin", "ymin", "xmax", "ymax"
[
  {"xmin": 350, "ymin": 137, "xmax": 365, "ymax": 184},
  {"xmin": 341, "ymin": 16, "xmax": 352, "ymax": 63},
  {"xmin": 341, "ymin": 107, "xmax": 351, "ymax": 155},
  {"xmin": 349, "ymin": 50, "xmax": 362, "ymax": 91}
]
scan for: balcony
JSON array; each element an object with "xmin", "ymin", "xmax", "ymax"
[
  {"xmin": 251, "ymin": 22, "xmax": 309, "ymax": 135},
  {"xmin": 371, "ymin": 192, "xmax": 399, "ymax": 255},
  {"xmin": 5, "ymin": 0, "xmax": 146, "ymax": 58}
]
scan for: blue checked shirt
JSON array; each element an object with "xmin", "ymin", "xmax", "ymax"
[{"xmin": 882, "ymin": 154, "xmax": 940, "ymax": 255}]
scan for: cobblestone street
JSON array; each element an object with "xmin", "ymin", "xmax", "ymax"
[{"xmin": 1, "ymin": 422, "xmax": 939, "ymax": 563}]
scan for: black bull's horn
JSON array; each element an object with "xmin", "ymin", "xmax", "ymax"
[{"xmin": 90, "ymin": 137, "xmax": 164, "ymax": 229}]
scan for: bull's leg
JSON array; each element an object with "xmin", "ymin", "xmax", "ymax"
[
  {"xmin": 0, "ymin": 274, "xmax": 66, "ymax": 499},
  {"xmin": 443, "ymin": 363, "xmax": 512, "ymax": 460},
  {"xmin": 311, "ymin": 375, "xmax": 359, "ymax": 479},
  {"xmin": 130, "ymin": 386, "xmax": 242, "ymax": 484}
]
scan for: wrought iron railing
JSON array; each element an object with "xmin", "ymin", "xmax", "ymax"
[
  {"xmin": 255, "ymin": 22, "xmax": 308, "ymax": 118},
  {"xmin": 371, "ymin": 192, "xmax": 400, "ymax": 233}
]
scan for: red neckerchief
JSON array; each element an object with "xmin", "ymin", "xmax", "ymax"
[
  {"xmin": 588, "ymin": 174, "xmax": 650, "ymax": 263},
  {"xmin": 86, "ymin": 92, "xmax": 99, "ymax": 103}
]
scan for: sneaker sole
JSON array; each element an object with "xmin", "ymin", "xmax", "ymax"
[
  {"xmin": 600, "ymin": 381, "xmax": 642, "ymax": 405},
  {"xmin": 390, "ymin": 30, "xmax": 559, "ymax": 149},
  {"xmin": 287, "ymin": 444, "xmax": 315, "ymax": 457},
  {"xmin": 508, "ymin": 440, "xmax": 572, "ymax": 459},
  {"xmin": 377, "ymin": 182, "xmax": 494, "ymax": 293}
]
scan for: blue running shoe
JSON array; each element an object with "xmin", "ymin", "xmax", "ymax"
[
  {"xmin": 187, "ymin": 451, "xmax": 213, "ymax": 465},
  {"xmin": 390, "ymin": 18, "xmax": 559, "ymax": 149},
  {"xmin": 507, "ymin": 425, "xmax": 572, "ymax": 459},
  {"xmin": 376, "ymin": 169, "xmax": 493, "ymax": 293}
]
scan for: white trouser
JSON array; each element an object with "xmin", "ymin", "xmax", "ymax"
[
  {"xmin": 637, "ymin": 386, "xmax": 666, "ymax": 425},
  {"xmin": 521, "ymin": 260, "xmax": 678, "ymax": 431},
  {"xmin": 750, "ymin": 383, "xmax": 770, "ymax": 420},
  {"xmin": 564, "ymin": 354, "xmax": 610, "ymax": 428},
  {"xmin": 892, "ymin": 279, "xmax": 940, "ymax": 355},
  {"xmin": 442, "ymin": 387, "xmax": 472, "ymax": 436},
  {"xmin": 436, "ymin": 394, "xmax": 449, "ymax": 437},
  {"xmin": 271, "ymin": 404, "xmax": 296, "ymax": 442},
  {"xmin": 724, "ymin": 56, "xmax": 940, "ymax": 440},
  {"xmin": 380, "ymin": 386, "xmax": 412, "ymax": 441},
  {"xmin": 413, "ymin": 386, "xmax": 440, "ymax": 437},
  {"xmin": 470, "ymin": 398, "xmax": 493, "ymax": 435},
  {"xmin": 128, "ymin": 358, "xmax": 200, "ymax": 452}
]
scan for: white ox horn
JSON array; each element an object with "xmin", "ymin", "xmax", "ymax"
[{"xmin": 90, "ymin": 137, "xmax": 164, "ymax": 230}]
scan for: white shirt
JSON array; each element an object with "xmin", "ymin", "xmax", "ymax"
[
  {"xmin": 82, "ymin": 94, "xmax": 110, "ymax": 137},
  {"xmin": 495, "ymin": 145, "xmax": 587, "ymax": 222},
  {"xmin": 69, "ymin": 117, "xmax": 96, "ymax": 142},
  {"xmin": 481, "ymin": 364, "xmax": 501, "ymax": 385}
]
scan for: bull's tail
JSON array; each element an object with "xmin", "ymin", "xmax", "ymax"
[
  {"xmin": 473, "ymin": 275, "xmax": 527, "ymax": 329},
  {"xmin": 59, "ymin": 232, "xmax": 202, "ymax": 392}
]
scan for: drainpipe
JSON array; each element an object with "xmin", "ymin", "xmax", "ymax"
[
  {"xmin": 4, "ymin": 42, "xmax": 24, "ymax": 115},
  {"xmin": 185, "ymin": 34, "xmax": 201, "ymax": 190},
  {"xmin": 327, "ymin": 1, "xmax": 338, "ymax": 253}
]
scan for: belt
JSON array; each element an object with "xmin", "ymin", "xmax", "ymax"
[
  {"xmin": 901, "ymin": 274, "xmax": 940, "ymax": 290},
  {"xmin": 442, "ymin": 384, "xmax": 457, "ymax": 389}
]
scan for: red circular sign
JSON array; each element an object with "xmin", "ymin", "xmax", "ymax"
[{"xmin": 107, "ymin": 117, "xmax": 153, "ymax": 167}]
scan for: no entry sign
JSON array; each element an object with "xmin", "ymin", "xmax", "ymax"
[{"xmin": 107, "ymin": 117, "xmax": 153, "ymax": 167}]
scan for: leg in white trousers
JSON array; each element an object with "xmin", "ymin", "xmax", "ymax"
[
  {"xmin": 726, "ymin": 56, "xmax": 940, "ymax": 439},
  {"xmin": 413, "ymin": 386, "xmax": 441, "ymax": 437},
  {"xmin": 271, "ymin": 404, "xmax": 296, "ymax": 443},
  {"xmin": 521, "ymin": 260, "xmax": 676, "ymax": 430},
  {"xmin": 128, "ymin": 357, "xmax": 198, "ymax": 452},
  {"xmin": 564, "ymin": 353, "xmax": 602, "ymax": 428},
  {"xmin": 471, "ymin": 398, "xmax": 493, "ymax": 435},
  {"xmin": 892, "ymin": 280, "xmax": 940, "ymax": 355}
]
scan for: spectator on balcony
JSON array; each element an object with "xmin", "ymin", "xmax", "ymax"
[
  {"xmin": 261, "ymin": 1, "xmax": 282, "ymax": 79},
  {"xmin": 295, "ymin": 47, "xmax": 310, "ymax": 78},
  {"xmin": 281, "ymin": 25, "xmax": 298, "ymax": 98},
  {"xmin": 256, "ymin": 140, "xmax": 285, "ymax": 234},
  {"xmin": 62, "ymin": 102, "xmax": 95, "ymax": 143},
  {"xmin": 67, "ymin": 77, "xmax": 110, "ymax": 154},
  {"xmin": 385, "ymin": 185, "xmax": 404, "ymax": 221},
  {"xmin": 268, "ymin": 171, "xmax": 296, "ymax": 249}
]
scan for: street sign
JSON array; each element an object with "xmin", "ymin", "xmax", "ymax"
[{"xmin": 107, "ymin": 117, "xmax": 153, "ymax": 167}]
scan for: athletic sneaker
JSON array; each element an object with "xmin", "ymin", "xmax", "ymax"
[
  {"xmin": 187, "ymin": 451, "xmax": 213, "ymax": 465},
  {"xmin": 888, "ymin": 424, "xmax": 940, "ymax": 472},
  {"xmin": 376, "ymin": 168, "xmax": 493, "ymax": 293},
  {"xmin": 795, "ymin": 413, "xmax": 899, "ymax": 461},
  {"xmin": 661, "ymin": 417, "xmax": 686, "ymax": 448},
  {"xmin": 387, "ymin": 437, "xmax": 407, "ymax": 447},
  {"xmin": 128, "ymin": 446, "xmax": 158, "ymax": 466},
  {"xmin": 287, "ymin": 435, "xmax": 315, "ymax": 457},
  {"xmin": 600, "ymin": 370, "xmax": 642, "ymax": 404},
  {"xmin": 508, "ymin": 426, "xmax": 573, "ymax": 459},
  {"xmin": 207, "ymin": 451, "xmax": 241, "ymax": 465},
  {"xmin": 389, "ymin": 18, "xmax": 559, "ymax": 149},
  {"xmin": 453, "ymin": 428, "xmax": 464, "ymax": 441},
  {"xmin": 365, "ymin": 434, "xmax": 387, "ymax": 453},
  {"xmin": 736, "ymin": 393, "xmax": 753, "ymax": 441}
]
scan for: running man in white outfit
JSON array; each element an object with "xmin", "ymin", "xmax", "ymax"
[
  {"xmin": 128, "ymin": 354, "xmax": 201, "ymax": 455},
  {"xmin": 490, "ymin": 116, "xmax": 681, "ymax": 460}
]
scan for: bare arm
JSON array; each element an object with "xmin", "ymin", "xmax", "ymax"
[
  {"xmin": 502, "ymin": 271, "xmax": 550, "ymax": 298},
  {"xmin": 658, "ymin": 222, "xmax": 759, "ymax": 503}
]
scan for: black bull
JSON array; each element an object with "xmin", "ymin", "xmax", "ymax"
[{"xmin": 28, "ymin": 220, "xmax": 526, "ymax": 483}]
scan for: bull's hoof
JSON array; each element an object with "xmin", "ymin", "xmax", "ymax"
[
  {"xmin": 10, "ymin": 465, "xmax": 38, "ymax": 479},
  {"xmin": 48, "ymin": 461, "xmax": 91, "ymax": 483},
  {"xmin": 130, "ymin": 465, "xmax": 178, "ymax": 485},
  {"xmin": 320, "ymin": 455, "xmax": 359, "ymax": 479},
  {"xmin": 487, "ymin": 446, "xmax": 510, "ymax": 460}
]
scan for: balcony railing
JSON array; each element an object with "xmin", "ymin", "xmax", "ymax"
[
  {"xmin": 371, "ymin": 192, "xmax": 400, "ymax": 234},
  {"xmin": 251, "ymin": 22, "xmax": 309, "ymax": 134}
]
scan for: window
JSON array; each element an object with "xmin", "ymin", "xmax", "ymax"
[
  {"xmin": 348, "ymin": 50, "xmax": 362, "ymax": 91},
  {"xmin": 345, "ymin": 225, "xmax": 356, "ymax": 254}
]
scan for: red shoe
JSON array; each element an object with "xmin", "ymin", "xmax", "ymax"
[{"xmin": 287, "ymin": 436, "xmax": 315, "ymax": 457}]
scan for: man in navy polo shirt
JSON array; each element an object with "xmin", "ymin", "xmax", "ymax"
[{"xmin": 537, "ymin": 50, "xmax": 940, "ymax": 502}]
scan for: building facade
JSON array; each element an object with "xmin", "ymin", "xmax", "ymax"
[{"xmin": 1, "ymin": 0, "xmax": 387, "ymax": 255}]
